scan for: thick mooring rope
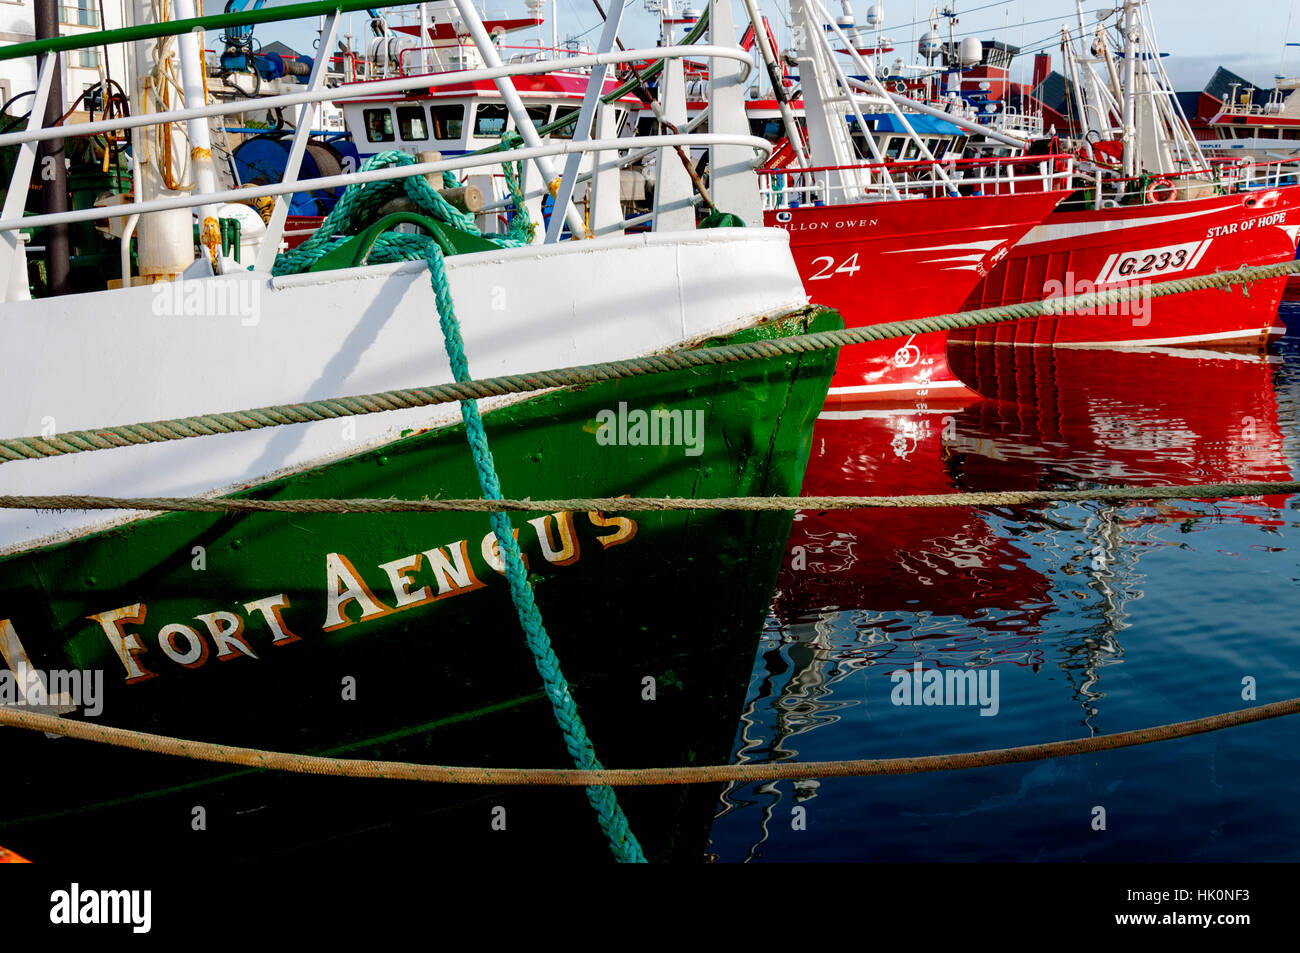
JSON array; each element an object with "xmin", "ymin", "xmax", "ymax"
[
  {"xmin": 2, "ymin": 480, "xmax": 1297, "ymax": 516},
  {"xmin": 2, "ymin": 696, "xmax": 1295, "ymax": 786},
  {"xmin": 3, "ymin": 260, "xmax": 1297, "ymax": 466}
]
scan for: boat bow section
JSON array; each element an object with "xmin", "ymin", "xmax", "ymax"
[
  {"xmin": 0, "ymin": 307, "xmax": 841, "ymax": 863},
  {"xmin": 0, "ymin": 228, "xmax": 807, "ymax": 554}
]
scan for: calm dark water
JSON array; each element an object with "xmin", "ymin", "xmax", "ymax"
[{"xmin": 708, "ymin": 303, "xmax": 1300, "ymax": 862}]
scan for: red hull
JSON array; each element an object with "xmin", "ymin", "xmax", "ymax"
[
  {"xmin": 766, "ymin": 189, "xmax": 1069, "ymax": 407},
  {"xmin": 961, "ymin": 187, "xmax": 1300, "ymax": 347}
]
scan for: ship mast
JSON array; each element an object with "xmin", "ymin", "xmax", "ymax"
[
  {"xmin": 1121, "ymin": 0, "xmax": 1138, "ymax": 177},
  {"xmin": 739, "ymin": 0, "xmax": 809, "ymax": 167}
]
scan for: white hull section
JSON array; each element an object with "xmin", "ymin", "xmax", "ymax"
[{"xmin": 0, "ymin": 229, "xmax": 808, "ymax": 553}]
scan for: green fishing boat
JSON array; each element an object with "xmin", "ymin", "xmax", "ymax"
[
  {"xmin": 0, "ymin": 306, "xmax": 838, "ymax": 863},
  {"xmin": 0, "ymin": 0, "xmax": 842, "ymax": 863}
]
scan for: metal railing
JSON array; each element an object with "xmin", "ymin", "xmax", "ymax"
[
  {"xmin": 1089, "ymin": 158, "xmax": 1300, "ymax": 207},
  {"xmin": 0, "ymin": 0, "xmax": 767, "ymax": 299},
  {"xmin": 757, "ymin": 154, "xmax": 1075, "ymax": 209}
]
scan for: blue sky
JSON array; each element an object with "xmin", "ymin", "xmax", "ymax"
[{"xmin": 256, "ymin": 0, "xmax": 1300, "ymax": 94}]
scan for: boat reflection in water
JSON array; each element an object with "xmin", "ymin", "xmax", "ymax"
[{"xmin": 712, "ymin": 338, "xmax": 1294, "ymax": 862}]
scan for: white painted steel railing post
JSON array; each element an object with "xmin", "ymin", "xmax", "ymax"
[
  {"xmin": 707, "ymin": 0, "xmax": 761, "ymax": 226},
  {"xmin": 450, "ymin": 0, "xmax": 585, "ymax": 241},
  {"xmin": 0, "ymin": 53, "xmax": 56, "ymax": 302},
  {"xmin": 254, "ymin": 12, "xmax": 340, "ymax": 273},
  {"xmin": 544, "ymin": 0, "xmax": 625, "ymax": 243},
  {"xmin": 652, "ymin": 58, "xmax": 695, "ymax": 231},
  {"xmin": 587, "ymin": 101, "xmax": 623, "ymax": 236}
]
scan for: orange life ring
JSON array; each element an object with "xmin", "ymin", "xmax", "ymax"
[{"xmin": 1146, "ymin": 177, "xmax": 1176, "ymax": 204}]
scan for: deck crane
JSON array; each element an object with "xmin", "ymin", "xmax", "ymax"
[{"xmin": 218, "ymin": 0, "xmax": 386, "ymax": 86}]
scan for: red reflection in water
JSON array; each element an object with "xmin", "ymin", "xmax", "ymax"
[{"xmin": 776, "ymin": 343, "xmax": 1292, "ymax": 625}]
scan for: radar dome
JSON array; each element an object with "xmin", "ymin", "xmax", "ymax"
[
  {"xmin": 918, "ymin": 30, "xmax": 941, "ymax": 59},
  {"xmin": 866, "ymin": 4, "xmax": 884, "ymax": 27},
  {"xmin": 959, "ymin": 36, "xmax": 982, "ymax": 66}
]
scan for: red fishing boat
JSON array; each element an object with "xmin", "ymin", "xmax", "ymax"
[
  {"xmin": 754, "ymin": 0, "xmax": 1073, "ymax": 408},
  {"xmin": 959, "ymin": 170, "xmax": 1300, "ymax": 348},
  {"xmin": 763, "ymin": 159, "xmax": 1071, "ymax": 406},
  {"xmin": 961, "ymin": 0, "xmax": 1300, "ymax": 348}
]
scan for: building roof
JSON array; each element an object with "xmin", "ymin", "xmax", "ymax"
[
  {"xmin": 1031, "ymin": 70, "xmax": 1078, "ymax": 118},
  {"xmin": 259, "ymin": 41, "xmax": 303, "ymax": 60},
  {"xmin": 1204, "ymin": 66, "xmax": 1260, "ymax": 103}
]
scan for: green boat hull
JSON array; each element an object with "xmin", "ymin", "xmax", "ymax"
[{"xmin": 0, "ymin": 309, "xmax": 840, "ymax": 863}]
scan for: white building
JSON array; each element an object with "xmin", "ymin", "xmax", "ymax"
[{"xmin": 0, "ymin": 0, "xmax": 130, "ymax": 116}]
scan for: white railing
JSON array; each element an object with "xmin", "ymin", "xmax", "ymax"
[
  {"xmin": 995, "ymin": 108, "xmax": 1044, "ymax": 139},
  {"xmin": 1213, "ymin": 157, "xmax": 1300, "ymax": 190},
  {"xmin": 0, "ymin": 14, "xmax": 766, "ymax": 298},
  {"xmin": 757, "ymin": 154, "xmax": 1075, "ymax": 210}
]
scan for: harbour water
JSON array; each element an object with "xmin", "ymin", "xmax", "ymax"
[{"xmin": 707, "ymin": 303, "xmax": 1300, "ymax": 863}]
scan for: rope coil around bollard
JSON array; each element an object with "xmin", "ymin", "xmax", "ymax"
[
  {"xmin": 1, "ymin": 695, "xmax": 1296, "ymax": 786},
  {"xmin": 2, "ymin": 259, "xmax": 1298, "ymax": 466}
]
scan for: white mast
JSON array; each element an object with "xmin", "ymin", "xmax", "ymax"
[
  {"xmin": 1121, "ymin": 0, "xmax": 1138, "ymax": 176},
  {"xmin": 789, "ymin": 0, "xmax": 892, "ymax": 199},
  {"xmin": 1072, "ymin": 0, "xmax": 1114, "ymax": 139},
  {"xmin": 740, "ymin": 0, "xmax": 809, "ymax": 167}
]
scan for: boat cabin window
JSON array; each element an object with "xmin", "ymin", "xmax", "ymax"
[
  {"xmin": 749, "ymin": 118, "xmax": 785, "ymax": 141},
  {"xmin": 363, "ymin": 108, "xmax": 395, "ymax": 143},
  {"xmin": 551, "ymin": 109, "xmax": 581, "ymax": 139},
  {"xmin": 884, "ymin": 136, "xmax": 905, "ymax": 160},
  {"xmin": 396, "ymin": 105, "xmax": 428, "ymax": 142},
  {"xmin": 933, "ymin": 140, "xmax": 949, "ymax": 159},
  {"xmin": 429, "ymin": 104, "xmax": 465, "ymax": 140},
  {"xmin": 846, "ymin": 116, "xmax": 876, "ymax": 159},
  {"xmin": 474, "ymin": 103, "xmax": 509, "ymax": 137},
  {"xmin": 526, "ymin": 105, "xmax": 552, "ymax": 131},
  {"xmin": 636, "ymin": 115, "xmax": 657, "ymax": 137},
  {"xmin": 902, "ymin": 139, "xmax": 921, "ymax": 161}
]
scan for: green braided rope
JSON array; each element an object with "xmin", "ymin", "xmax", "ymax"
[
  {"xmin": 271, "ymin": 150, "xmax": 532, "ymax": 278},
  {"xmin": 261, "ymin": 149, "xmax": 645, "ymax": 860},
  {"xmin": 497, "ymin": 133, "xmax": 537, "ymax": 245},
  {"xmin": 425, "ymin": 234, "xmax": 645, "ymax": 863},
  {"xmin": 3, "ymin": 258, "xmax": 1297, "ymax": 466}
]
